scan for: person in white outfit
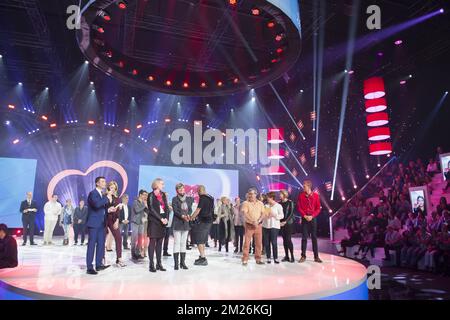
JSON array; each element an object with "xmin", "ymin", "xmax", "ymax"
[
  {"xmin": 262, "ymin": 192, "xmax": 284, "ymax": 264},
  {"xmin": 43, "ymin": 195, "xmax": 62, "ymax": 245}
]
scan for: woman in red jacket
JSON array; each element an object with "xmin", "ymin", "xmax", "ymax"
[{"xmin": 297, "ymin": 180, "xmax": 322, "ymax": 263}]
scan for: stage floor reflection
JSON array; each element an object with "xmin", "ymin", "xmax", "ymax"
[{"xmin": 0, "ymin": 237, "xmax": 368, "ymax": 300}]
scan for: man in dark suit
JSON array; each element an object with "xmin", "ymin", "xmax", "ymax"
[
  {"xmin": 19, "ymin": 192, "xmax": 38, "ymax": 246},
  {"xmin": 86, "ymin": 176, "xmax": 111, "ymax": 275},
  {"xmin": 118, "ymin": 194, "xmax": 131, "ymax": 250}
]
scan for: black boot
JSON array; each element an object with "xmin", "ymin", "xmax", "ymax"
[
  {"xmin": 180, "ymin": 253, "xmax": 188, "ymax": 270},
  {"xmin": 149, "ymin": 260, "xmax": 156, "ymax": 273},
  {"xmin": 156, "ymin": 261, "xmax": 166, "ymax": 271},
  {"xmin": 174, "ymin": 253, "xmax": 179, "ymax": 270}
]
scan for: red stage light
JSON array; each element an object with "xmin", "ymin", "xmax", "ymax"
[
  {"xmin": 217, "ymin": 81, "xmax": 223, "ymax": 87},
  {"xmin": 364, "ymin": 77, "xmax": 385, "ymax": 99},
  {"xmin": 147, "ymin": 75, "xmax": 155, "ymax": 81},
  {"xmin": 201, "ymin": 82, "xmax": 207, "ymax": 88},
  {"xmin": 117, "ymin": 1, "xmax": 127, "ymax": 10},
  {"xmin": 50, "ymin": 123, "xmax": 57, "ymax": 128},
  {"xmin": 97, "ymin": 27, "xmax": 105, "ymax": 33},
  {"xmin": 165, "ymin": 80, "xmax": 172, "ymax": 86},
  {"xmin": 132, "ymin": 69, "xmax": 138, "ymax": 76},
  {"xmin": 16, "ymin": 229, "xmax": 21, "ymax": 234},
  {"xmin": 267, "ymin": 21, "xmax": 275, "ymax": 28},
  {"xmin": 8, "ymin": 104, "xmax": 15, "ymax": 109},
  {"xmin": 118, "ymin": 61, "xmax": 124, "ymax": 68},
  {"xmin": 233, "ymin": 77, "xmax": 239, "ymax": 84},
  {"xmin": 124, "ymin": 128, "xmax": 130, "ymax": 133},
  {"xmin": 366, "ymin": 112, "xmax": 389, "ymax": 127},
  {"xmin": 106, "ymin": 50, "xmax": 113, "ymax": 58},
  {"xmin": 183, "ymin": 82, "xmax": 189, "ymax": 88},
  {"xmin": 275, "ymin": 34, "xmax": 283, "ymax": 41},
  {"xmin": 88, "ymin": 120, "xmax": 95, "ymax": 125},
  {"xmin": 41, "ymin": 115, "xmax": 48, "ymax": 121},
  {"xmin": 229, "ymin": 0, "xmax": 237, "ymax": 5},
  {"xmin": 276, "ymin": 48, "xmax": 283, "ymax": 54},
  {"xmin": 13, "ymin": 139, "xmax": 20, "ymax": 144},
  {"xmin": 99, "ymin": 10, "xmax": 111, "ymax": 21},
  {"xmin": 252, "ymin": 8, "xmax": 260, "ymax": 16},
  {"xmin": 164, "ymin": 118, "xmax": 171, "ymax": 123},
  {"xmin": 136, "ymin": 124, "xmax": 142, "ymax": 129},
  {"xmin": 369, "ymin": 142, "xmax": 393, "ymax": 155},
  {"xmin": 365, "ymin": 97, "xmax": 387, "ymax": 113},
  {"xmin": 368, "ymin": 127, "xmax": 391, "ymax": 141},
  {"xmin": 271, "ymin": 58, "xmax": 278, "ymax": 63}
]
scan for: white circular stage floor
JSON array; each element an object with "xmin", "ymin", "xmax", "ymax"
[{"xmin": 0, "ymin": 237, "xmax": 368, "ymax": 300}]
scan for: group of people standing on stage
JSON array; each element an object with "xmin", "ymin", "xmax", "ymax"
[{"xmin": 13, "ymin": 177, "xmax": 323, "ymax": 273}]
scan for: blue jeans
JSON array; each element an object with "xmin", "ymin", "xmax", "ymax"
[{"xmin": 263, "ymin": 228, "xmax": 279, "ymax": 260}]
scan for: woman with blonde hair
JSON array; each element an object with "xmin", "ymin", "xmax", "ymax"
[
  {"xmin": 105, "ymin": 181, "xmax": 125, "ymax": 267},
  {"xmin": 218, "ymin": 196, "xmax": 234, "ymax": 253}
]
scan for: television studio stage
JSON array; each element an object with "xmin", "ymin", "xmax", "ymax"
[{"xmin": 0, "ymin": 238, "xmax": 368, "ymax": 300}]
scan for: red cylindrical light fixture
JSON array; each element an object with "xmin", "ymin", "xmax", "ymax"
[
  {"xmin": 369, "ymin": 142, "xmax": 393, "ymax": 155},
  {"xmin": 366, "ymin": 112, "xmax": 389, "ymax": 127},
  {"xmin": 268, "ymin": 148, "xmax": 286, "ymax": 160},
  {"xmin": 265, "ymin": 166, "xmax": 286, "ymax": 176},
  {"xmin": 268, "ymin": 183, "xmax": 286, "ymax": 192},
  {"xmin": 368, "ymin": 127, "xmax": 391, "ymax": 141},
  {"xmin": 364, "ymin": 77, "xmax": 385, "ymax": 100},
  {"xmin": 267, "ymin": 128, "xmax": 284, "ymax": 144},
  {"xmin": 365, "ymin": 97, "xmax": 387, "ymax": 113}
]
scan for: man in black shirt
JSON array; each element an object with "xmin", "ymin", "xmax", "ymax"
[
  {"xmin": 190, "ymin": 185, "xmax": 214, "ymax": 266},
  {"xmin": 19, "ymin": 192, "xmax": 38, "ymax": 246},
  {"xmin": 0, "ymin": 224, "xmax": 18, "ymax": 269}
]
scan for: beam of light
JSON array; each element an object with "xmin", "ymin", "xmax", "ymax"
[
  {"xmin": 312, "ymin": 1, "xmax": 318, "ymax": 133},
  {"xmin": 268, "ymin": 82, "xmax": 305, "ymax": 140},
  {"xmin": 314, "ymin": 0, "xmax": 326, "ymax": 168},
  {"xmin": 330, "ymin": 0, "xmax": 360, "ymax": 201},
  {"xmin": 280, "ymin": 160, "xmax": 304, "ymax": 188},
  {"xmin": 402, "ymin": 91, "xmax": 448, "ymax": 160}
]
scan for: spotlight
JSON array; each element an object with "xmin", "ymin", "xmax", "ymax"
[
  {"xmin": 118, "ymin": 61, "xmax": 124, "ymax": 68},
  {"xmin": 439, "ymin": 8, "xmax": 444, "ymax": 13},
  {"xmin": 251, "ymin": 8, "xmax": 260, "ymax": 16},
  {"xmin": 157, "ymin": 98, "xmax": 160, "ymax": 101},
  {"xmin": 132, "ymin": 96, "xmax": 135, "ymax": 100},
  {"xmin": 90, "ymin": 81, "xmax": 94, "ymax": 85},
  {"xmin": 183, "ymin": 82, "xmax": 189, "ymax": 88},
  {"xmin": 45, "ymin": 87, "xmax": 49, "ymax": 90},
  {"xmin": 300, "ymin": 89, "xmax": 304, "ymax": 93},
  {"xmin": 206, "ymin": 104, "xmax": 210, "ymax": 107},
  {"xmin": 92, "ymin": 89, "xmax": 95, "ymax": 92},
  {"xmin": 18, "ymin": 82, "xmax": 23, "ymax": 86},
  {"xmin": 136, "ymin": 124, "xmax": 142, "ymax": 129},
  {"xmin": 341, "ymin": 196, "xmax": 346, "ymax": 201},
  {"xmin": 89, "ymin": 136, "xmax": 93, "ymax": 141},
  {"xmin": 117, "ymin": 1, "xmax": 127, "ymax": 10},
  {"xmin": 164, "ymin": 118, "xmax": 171, "ymax": 123},
  {"xmin": 267, "ymin": 21, "xmax": 275, "ymax": 28},
  {"xmin": 201, "ymin": 82, "xmax": 207, "ymax": 88},
  {"xmin": 13, "ymin": 139, "xmax": 20, "ymax": 145},
  {"xmin": 94, "ymin": 25, "xmax": 105, "ymax": 33},
  {"xmin": 233, "ymin": 77, "xmax": 239, "ymax": 84},
  {"xmin": 394, "ymin": 39, "xmax": 403, "ymax": 46},
  {"xmin": 217, "ymin": 81, "xmax": 223, "ymax": 87},
  {"xmin": 50, "ymin": 123, "xmax": 57, "ymax": 128},
  {"xmin": 147, "ymin": 75, "xmax": 155, "ymax": 81},
  {"xmin": 5, "ymin": 120, "xmax": 10, "ymax": 125},
  {"xmin": 41, "ymin": 115, "xmax": 48, "ymax": 121},
  {"xmin": 229, "ymin": 0, "xmax": 237, "ymax": 5},
  {"xmin": 276, "ymin": 48, "xmax": 283, "ymax": 54},
  {"xmin": 124, "ymin": 128, "xmax": 130, "ymax": 133},
  {"xmin": 132, "ymin": 69, "xmax": 138, "ymax": 76},
  {"xmin": 88, "ymin": 120, "xmax": 95, "ymax": 125},
  {"xmin": 348, "ymin": 70, "xmax": 354, "ymax": 75},
  {"xmin": 377, "ymin": 163, "xmax": 381, "ymax": 167},
  {"xmin": 328, "ymin": 209, "xmax": 333, "ymax": 213},
  {"xmin": 251, "ymin": 97, "xmax": 256, "ymax": 102},
  {"xmin": 344, "ymin": 69, "xmax": 348, "ymax": 73},
  {"xmin": 165, "ymin": 80, "xmax": 172, "ymax": 86},
  {"xmin": 98, "ymin": 10, "xmax": 111, "ymax": 21},
  {"xmin": 353, "ymin": 185, "xmax": 358, "ymax": 189},
  {"xmin": 409, "ymin": 74, "xmax": 413, "ymax": 78},
  {"xmin": 400, "ymin": 80, "xmax": 406, "ymax": 85},
  {"xmin": 275, "ymin": 34, "xmax": 284, "ymax": 42},
  {"xmin": 153, "ymin": 147, "xmax": 158, "ymax": 153},
  {"xmin": 84, "ymin": 60, "xmax": 89, "ymax": 64},
  {"xmin": 0, "ymin": 54, "xmax": 2, "ymax": 58},
  {"xmin": 8, "ymin": 104, "xmax": 15, "ymax": 109},
  {"xmin": 366, "ymin": 174, "xmax": 370, "ymax": 179}
]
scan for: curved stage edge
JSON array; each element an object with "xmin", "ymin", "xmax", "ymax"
[{"xmin": 0, "ymin": 238, "xmax": 368, "ymax": 300}]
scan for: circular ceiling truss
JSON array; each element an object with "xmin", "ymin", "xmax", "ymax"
[{"xmin": 77, "ymin": 0, "xmax": 302, "ymax": 96}]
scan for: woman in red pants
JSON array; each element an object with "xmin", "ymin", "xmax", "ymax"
[{"xmin": 106, "ymin": 181, "xmax": 126, "ymax": 267}]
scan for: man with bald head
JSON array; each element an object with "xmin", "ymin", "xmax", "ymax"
[{"xmin": 19, "ymin": 192, "xmax": 38, "ymax": 246}]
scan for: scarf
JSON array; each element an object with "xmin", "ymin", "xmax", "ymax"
[{"xmin": 178, "ymin": 194, "xmax": 188, "ymax": 215}]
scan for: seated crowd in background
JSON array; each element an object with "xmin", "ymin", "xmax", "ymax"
[{"xmin": 336, "ymin": 147, "xmax": 450, "ymax": 275}]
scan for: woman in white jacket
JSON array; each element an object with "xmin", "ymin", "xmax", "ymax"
[
  {"xmin": 43, "ymin": 195, "xmax": 62, "ymax": 245},
  {"xmin": 262, "ymin": 192, "xmax": 284, "ymax": 264}
]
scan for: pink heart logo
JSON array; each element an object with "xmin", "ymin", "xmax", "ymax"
[
  {"xmin": 46, "ymin": 160, "xmax": 128, "ymax": 201},
  {"xmin": 184, "ymin": 184, "xmax": 199, "ymax": 203}
]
